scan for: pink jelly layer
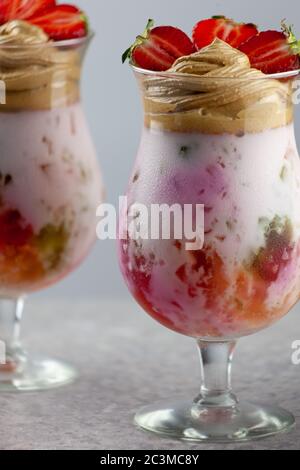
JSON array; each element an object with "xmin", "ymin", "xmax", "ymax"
[{"xmin": 118, "ymin": 125, "xmax": 300, "ymax": 339}]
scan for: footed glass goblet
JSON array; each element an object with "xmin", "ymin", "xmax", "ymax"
[
  {"xmin": 118, "ymin": 42, "xmax": 300, "ymax": 441},
  {"xmin": 0, "ymin": 28, "xmax": 104, "ymax": 391}
]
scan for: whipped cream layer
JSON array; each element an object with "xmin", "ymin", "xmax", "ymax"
[
  {"xmin": 140, "ymin": 39, "xmax": 294, "ymax": 134},
  {"xmin": 0, "ymin": 21, "xmax": 82, "ymax": 111}
]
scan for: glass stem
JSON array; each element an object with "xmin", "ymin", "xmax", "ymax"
[
  {"xmin": 195, "ymin": 340, "xmax": 238, "ymax": 408},
  {"xmin": 0, "ymin": 297, "xmax": 26, "ymax": 371}
]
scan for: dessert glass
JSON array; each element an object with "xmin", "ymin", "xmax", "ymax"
[
  {"xmin": 118, "ymin": 41, "xmax": 300, "ymax": 441},
  {"xmin": 0, "ymin": 28, "xmax": 104, "ymax": 391}
]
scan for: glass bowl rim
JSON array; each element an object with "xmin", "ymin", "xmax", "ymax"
[
  {"xmin": 131, "ymin": 64, "xmax": 300, "ymax": 81},
  {"xmin": 0, "ymin": 32, "xmax": 94, "ymax": 49}
]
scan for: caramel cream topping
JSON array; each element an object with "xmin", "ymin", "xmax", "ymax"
[
  {"xmin": 0, "ymin": 20, "xmax": 49, "ymax": 45},
  {"xmin": 0, "ymin": 21, "xmax": 81, "ymax": 111},
  {"xmin": 141, "ymin": 39, "xmax": 294, "ymax": 134}
]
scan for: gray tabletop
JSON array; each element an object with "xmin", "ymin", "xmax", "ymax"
[{"xmin": 1, "ymin": 298, "xmax": 299, "ymax": 450}]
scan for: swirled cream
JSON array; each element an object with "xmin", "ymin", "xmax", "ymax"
[
  {"xmin": 0, "ymin": 21, "xmax": 81, "ymax": 111},
  {"xmin": 0, "ymin": 20, "xmax": 49, "ymax": 45},
  {"xmin": 141, "ymin": 39, "xmax": 294, "ymax": 134}
]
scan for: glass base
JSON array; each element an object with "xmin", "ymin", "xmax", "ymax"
[
  {"xmin": 0, "ymin": 357, "xmax": 77, "ymax": 392},
  {"xmin": 135, "ymin": 400, "xmax": 295, "ymax": 443}
]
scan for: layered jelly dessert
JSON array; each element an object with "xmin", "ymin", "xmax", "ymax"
[
  {"xmin": 0, "ymin": 19, "xmax": 103, "ymax": 296},
  {"xmin": 119, "ymin": 19, "xmax": 300, "ymax": 339}
]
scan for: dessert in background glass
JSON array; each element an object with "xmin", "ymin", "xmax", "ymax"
[
  {"xmin": 0, "ymin": 18, "xmax": 103, "ymax": 390},
  {"xmin": 119, "ymin": 17, "xmax": 300, "ymax": 441}
]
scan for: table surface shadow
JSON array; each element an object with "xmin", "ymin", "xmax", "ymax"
[{"xmin": 1, "ymin": 298, "xmax": 299, "ymax": 451}]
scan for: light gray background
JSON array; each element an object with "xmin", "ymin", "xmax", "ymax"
[{"xmin": 39, "ymin": 0, "xmax": 300, "ymax": 300}]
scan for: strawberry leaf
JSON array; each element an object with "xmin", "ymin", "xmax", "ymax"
[
  {"xmin": 122, "ymin": 18, "xmax": 154, "ymax": 64},
  {"xmin": 142, "ymin": 18, "xmax": 155, "ymax": 35},
  {"xmin": 122, "ymin": 47, "xmax": 132, "ymax": 63},
  {"xmin": 281, "ymin": 20, "xmax": 300, "ymax": 55},
  {"xmin": 81, "ymin": 13, "xmax": 89, "ymax": 34}
]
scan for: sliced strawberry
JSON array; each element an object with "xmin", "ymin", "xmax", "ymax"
[
  {"xmin": 239, "ymin": 26, "xmax": 300, "ymax": 74},
  {"xmin": 192, "ymin": 16, "xmax": 258, "ymax": 50},
  {"xmin": 0, "ymin": 209, "xmax": 33, "ymax": 249},
  {"xmin": 132, "ymin": 43, "xmax": 176, "ymax": 71},
  {"xmin": 0, "ymin": 0, "xmax": 56, "ymax": 23},
  {"xmin": 252, "ymin": 217, "xmax": 293, "ymax": 282},
  {"xmin": 0, "ymin": 1, "xmax": 11, "ymax": 24},
  {"xmin": 122, "ymin": 19, "xmax": 195, "ymax": 71},
  {"xmin": 35, "ymin": 4, "xmax": 80, "ymax": 14},
  {"xmin": 29, "ymin": 4, "xmax": 88, "ymax": 40}
]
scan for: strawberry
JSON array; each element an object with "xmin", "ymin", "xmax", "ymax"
[
  {"xmin": 0, "ymin": 0, "xmax": 55, "ymax": 24},
  {"xmin": 122, "ymin": 19, "xmax": 195, "ymax": 71},
  {"xmin": 239, "ymin": 24, "xmax": 300, "ymax": 74},
  {"xmin": 0, "ymin": 209, "xmax": 33, "ymax": 249},
  {"xmin": 29, "ymin": 4, "xmax": 88, "ymax": 40},
  {"xmin": 252, "ymin": 217, "xmax": 293, "ymax": 282},
  {"xmin": 36, "ymin": 4, "xmax": 80, "ymax": 14},
  {"xmin": 192, "ymin": 16, "xmax": 258, "ymax": 50},
  {"xmin": 0, "ymin": 1, "xmax": 11, "ymax": 24}
]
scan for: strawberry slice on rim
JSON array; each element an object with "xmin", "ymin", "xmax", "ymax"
[
  {"xmin": 239, "ymin": 23, "xmax": 300, "ymax": 74},
  {"xmin": 0, "ymin": 1, "xmax": 11, "ymax": 24},
  {"xmin": 29, "ymin": 4, "xmax": 88, "ymax": 41},
  {"xmin": 0, "ymin": 0, "xmax": 55, "ymax": 23},
  {"xmin": 192, "ymin": 16, "xmax": 258, "ymax": 50},
  {"xmin": 122, "ymin": 19, "xmax": 195, "ymax": 71}
]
